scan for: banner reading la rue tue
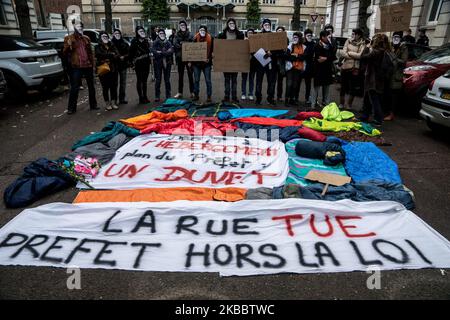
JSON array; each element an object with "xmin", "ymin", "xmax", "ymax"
[
  {"xmin": 0, "ymin": 200, "xmax": 449, "ymax": 276},
  {"xmin": 81, "ymin": 134, "xmax": 289, "ymax": 190}
]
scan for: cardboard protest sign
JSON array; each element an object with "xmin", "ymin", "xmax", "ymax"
[
  {"xmin": 82, "ymin": 134, "xmax": 289, "ymax": 189},
  {"xmin": 213, "ymin": 39, "xmax": 250, "ymax": 73},
  {"xmin": 1, "ymin": 200, "xmax": 449, "ymax": 276},
  {"xmin": 248, "ymin": 31, "xmax": 288, "ymax": 53},
  {"xmin": 182, "ymin": 42, "xmax": 207, "ymax": 62},
  {"xmin": 305, "ymin": 170, "xmax": 351, "ymax": 195},
  {"xmin": 380, "ymin": 2, "xmax": 413, "ymax": 32}
]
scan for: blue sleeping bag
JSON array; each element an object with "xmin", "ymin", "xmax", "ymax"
[
  {"xmin": 342, "ymin": 142, "xmax": 402, "ymax": 184},
  {"xmin": 218, "ymin": 108, "xmax": 289, "ymax": 121}
]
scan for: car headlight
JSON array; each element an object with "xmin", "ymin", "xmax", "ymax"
[{"xmin": 404, "ymin": 65, "xmax": 436, "ymax": 72}]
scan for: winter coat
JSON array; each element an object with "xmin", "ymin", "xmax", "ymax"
[
  {"xmin": 313, "ymin": 41, "xmax": 336, "ymax": 86},
  {"xmin": 129, "ymin": 38, "xmax": 151, "ymax": 68},
  {"xmin": 360, "ymin": 47, "xmax": 385, "ymax": 94},
  {"xmin": 111, "ymin": 38, "xmax": 130, "ymax": 70},
  {"xmin": 193, "ymin": 33, "xmax": 214, "ymax": 68},
  {"xmin": 217, "ymin": 29, "xmax": 245, "ymax": 40},
  {"xmin": 302, "ymin": 40, "xmax": 315, "ymax": 76},
  {"xmin": 341, "ymin": 38, "xmax": 365, "ymax": 70},
  {"xmin": 151, "ymin": 38, "xmax": 174, "ymax": 66},
  {"xmin": 173, "ymin": 30, "xmax": 194, "ymax": 59},
  {"xmin": 390, "ymin": 43, "xmax": 408, "ymax": 90},
  {"xmin": 95, "ymin": 42, "xmax": 120, "ymax": 73},
  {"xmin": 63, "ymin": 33, "xmax": 94, "ymax": 69}
]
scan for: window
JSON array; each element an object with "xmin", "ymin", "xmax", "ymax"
[
  {"xmin": 100, "ymin": 18, "xmax": 121, "ymax": 30},
  {"xmin": 232, "ymin": 0, "xmax": 245, "ymax": 3},
  {"xmin": 167, "ymin": 0, "xmax": 179, "ymax": 3},
  {"xmin": 428, "ymin": 0, "xmax": 443, "ymax": 22},
  {"xmin": 419, "ymin": 45, "xmax": 450, "ymax": 65},
  {"xmin": 263, "ymin": 0, "xmax": 276, "ymax": 4},
  {"xmin": 133, "ymin": 18, "xmax": 146, "ymax": 31},
  {"xmin": 0, "ymin": 3, "xmax": 7, "ymax": 25}
]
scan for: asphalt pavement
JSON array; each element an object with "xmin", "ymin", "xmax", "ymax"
[{"xmin": 0, "ymin": 71, "xmax": 449, "ymax": 299}]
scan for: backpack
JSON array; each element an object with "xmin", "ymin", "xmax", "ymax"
[{"xmin": 381, "ymin": 51, "xmax": 395, "ymax": 80}]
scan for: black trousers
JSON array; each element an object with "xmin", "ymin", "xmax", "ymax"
[
  {"xmin": 118, "ymin": 68, "xmax": 127, "ymax": 102},
  {"xmin": 154, "ymin": 62, "xmax": 172, "ymax": 99},
  {"xmin": 135, "ymin": 63, "xmax": 150, "ymax": 99},
  {"xmin": 67, "ymin": 67, "xmax": 97, "ymax": 112},
  {"xmin": 224, "ymin": 72, "xmax": 238, "ymax": 99},
  {"xmin": 286, "ymin": 69, "xmax": 302, "ymax": 102},
  {"xmin": 255, "ymin": 64, "xmax": 276, "ymax": 102},
  {"xmin": 99, "ymin": 71, "xmax": 118, "ymax": 102},
  {"xmin": 176, "ymin": 58, "xmax": 194, "ymax": 94},
  {"xmin": 304, "ymin": 75, "xmax": 312, "ymax": 102}
]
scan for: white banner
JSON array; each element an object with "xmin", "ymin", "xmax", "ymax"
[
  {"xmin": 0, "ymin": 200, "xmax": 449, "ymax": 276},
  {"xmin": 82, "ymin": 134, "xmax": 289, "ymax": 190}
]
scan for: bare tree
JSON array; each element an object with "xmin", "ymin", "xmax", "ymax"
[
  {"xmin": 292, "ymin": 0, "xmax": 301, "ymax": 31},
  {"xmin": 104, "ymin": 0, "xmax": 113, "ymax": 34},
  {"xmin": 14, "ymin": 0, "xmax": 33, "ymax": 38}
]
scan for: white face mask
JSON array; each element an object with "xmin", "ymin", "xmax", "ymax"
[
  {"xmin": 113, "ymin": 33, "xmax": 121, "ymax": 40},
  {"xmin": 351, "ymin": 33, "xmax": 355, "ymax": 41},
  {"xmin": 393, "ymin": 37, "xmax": 401, "ymax": 45},
  {"xmin": 180, "ymin": 25, "xmax": 186, "ymax": 32},
  {"xmin": 292, "ymin": 37, "xmax": 299, "ymax": 44},
  {"xmin": 263, "ymin": 24, "xmax": 271, "ymax": 32},
  {"xmin": 199, "ymin": 30, "xmax": 206, "ymax": 37},
  {"xmin": 228, "ymin": 23, "xmax": 235, "ymax": 31},
  {"xmin": 101, "ymin": 36, "xmax": 109, "ymax": 44},
  {"xmin": 159, "ymin": 34, "xmax": 166, "ymax": 40},
  {"xmin": 306, "ymin": 34, "xmax": 312, "ymax": 42},
  {"xmin": 327, "ymin": 35, "xmax": 332, "ymax": 42},
  {"xmin": 138, "ymin": 30, "xmax": 146, "ymax": 38},
  {"xmin": 75, "ymin": 24, "xmax": 83, "ymax": 35}
]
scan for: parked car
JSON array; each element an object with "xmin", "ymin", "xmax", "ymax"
[
  {"xmin": 0, "ymin": 35, "xmax": 63, "ymax": 99},
  {"xmin": 0, "ymin": 69, "xmax": 6, "ymax": 100},
  {"xmin": 403, "ymin": 43, "xmax": 431, "ymax": 61},
  {"xmin": 34, "ymin": 29, "xmax": 101, "ymax": 46},
  {"xmin": 403, "ymin": 43, "xmax": 450, "ymax": 113},
  {"xmin": 420, "ymin": 70, "xmax": 450, "ymax": 132}
]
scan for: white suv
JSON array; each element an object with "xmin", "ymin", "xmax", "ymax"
[{"xmin": 0, "ymin": 35, "xmax": 64, "ymax": 99}]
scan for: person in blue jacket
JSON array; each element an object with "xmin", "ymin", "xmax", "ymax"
[{"xmin": 151, "ymin": 29, "xmax": 174, "ymax": 102}]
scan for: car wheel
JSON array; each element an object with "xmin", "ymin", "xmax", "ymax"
[
  {"xmin": 39, "ymin": 82, "xmax": 59, "ymax": 94},
  {"xmin": 3, "ymin": 71, "xmax": 26, "ymax": 100}
]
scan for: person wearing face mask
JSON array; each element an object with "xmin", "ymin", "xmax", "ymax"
[
  {"xmin": 302, "ymin": 29, "xmax": 315, "ymax": 107},
  {"xmin": 255, "ymin": 18, "xmax": 280, "ymax": 105},
  {"xmin": 173, "ymin": 20, "xmax": 195, "ymax": 99},
  {"xmin": 129, "ymin": 26, "xmax": 151, "ymax": 104},
  {"xmin": 111, "ymin": 29, "xmax": 130, "ymax": 105},
  {"xmin": 192, "ymin": 25, "xmax": 214, "ymax": 102},
  {"xmin": 324, "ymin": 24, "xmax": 338, "ymax": 57},
  {"xmin": 218, "ymin": 18, "xmax": 245, "ymax": 103},
  {"xmin": 285, "ymin": 32, "xmax": 306, "ymax": 106},
  {"xmin": 311, "ymin": 30, "xmax": 336, "ymax": 109},
  {"xmin": 384, "ymin": 31, "xmax": 408, "ymax": 121},
  {"xmin": 241, "ymin": 28, "xmax": 258, "ymax": 101},
  {"xmin": 273, "ymin": 26, "xmax": 290, "ymax": 103},
  {"xmin": 151, "ymin": 29, "xmax": 174, "ymax": 102},
  {"xmin": 340, "ymin": 28, "xmax": 365, "ymax": 110},
  {"xmin": 63, "ymin": 19, "xmax": 98, "ymax": 114},
  {"xmin": 95, "ymin": 31, "xmax": 120, "ymax": 111}
]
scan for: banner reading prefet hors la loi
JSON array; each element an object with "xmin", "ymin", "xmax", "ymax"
[
  {"xmin": 0, "ymin": 200, "xmax": 449, "ymax": 276},
  {"xmin": 80, "ymin": 134, "xmax": 289, "ymax": 190}
]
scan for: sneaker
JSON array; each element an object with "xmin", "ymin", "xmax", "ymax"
[
  {"xmin": 371, "ymin": 120, "xmax": 382, "ymax": 127},
  {"xmin": 112, "ymin": 102, "xmax": 119, "ymax": 110},
  {"xmin": 90, "ymin": 105, "xmax": 100, "ymax": 110},
  {"xmin": 267, "ymin": 98, "xmax": 276, "ymax": 105},
  {"xmin": 174, "ymin": 93, "xmax": 183, "ymax": 99},
  {"xmin": 105, "ymin": 104, "xmax": 113, "ymax": 111},
  {"xmin": 384, "ymin": 113, "xmax": 395, "ymax": 121},
  {"xmin": 206, "ymin": 97, "xmax": 212, "ymax": 103},
  {"xmin": 241, "ymin": 95, "xmax": 246, "ymax": 100},
  {"xmin": 248, "ymin": 95, "xmax": 254, "ymax": 101},
  {"xmin": 190, "ymin": 93, "xmax": 196, "ymax": 99},
  {"xmin": 140, "ymin": 97, "xmax": 150, "ymax": 104},
  {"xmin": 255, "ymin": 99, "xmax": 262, "ymax": 105},
  {"xmin": 119, "ymin": 100, "xmax": 128, "ymax": 105},
  {"xmin": 232, "ymin": 97, "xmax": 239, "ymax": 104},
  {"xmin": 192, "ymin": 95, "xmax": 199, "ymax": 102},
  {"xmin": 67, "ymin": 109, "xmax": 76, "ymax": 115}
]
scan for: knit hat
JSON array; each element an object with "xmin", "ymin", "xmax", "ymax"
[
  {"xmin": 179, "ymin": 20, "xmax": 187, "ymax": 27},
  {"xmin": 262, "ymin": 18, "xmax": 271, "ymax": 26},
  {"xmin": 276, "ymin": 26, "xmax": 286, "ymax": 32},
  {"xmin": 393, "ymin": 31, "xmax": 403, "ymax": 38},
  {"xmin": 199, "ymin": 25, "xmax": 208, "ymax": 32},
  {"xmin": 304, "ymin": 28, "xmax": 313, "ymax": 36}
]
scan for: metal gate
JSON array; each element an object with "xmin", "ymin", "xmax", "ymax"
[{"xmin": 190, "ymin": 18, "xmax": 223, "ymax": 37}]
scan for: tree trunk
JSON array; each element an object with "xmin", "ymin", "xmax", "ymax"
[
  {"xmin": 15, "ymin": 0, "xmax": 33, "ymax": 38},
  {"xmin": 292, "ymin": 0, "xmax": 301, "ymax": 30},
  {"xmin": 104, "ymin": 0, "xmax": 113, "ymax": 34},
  {"xmin": 358, "ymin": 0, "xmax": 372, "ymax": 39}
]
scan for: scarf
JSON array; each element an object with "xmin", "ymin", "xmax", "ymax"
[{"xmin": 194, "ymin": 32, "xmax": 212, "ymax": 57}]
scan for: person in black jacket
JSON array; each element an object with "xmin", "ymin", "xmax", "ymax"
[
  {"xmin": 416, "ymin": 28, "xmax": 430, "ymax": 47},
  {"xmin": 95, "ymin": 31, "xmax": 120, "ymax": 111},
  {"xmin": 112, "ymin": 29, "xmax": 130, "ymax": 105},
  {"xmin": 173, "ymin": 20, "xmax": 195, "ymax": 99},
  {"xmin": 402, "ymin": 28, "xmax": 415, "ymax": 44},
  {"xmin": 217, "ymin": 18, "xmax": 245, "ymax": 103},
  {"xmin": 311, "ymin": 30, "xmax": 336, "ymax": 109},
  {"xmin": 129, "ymin": 26, "xmax": 151, "ymax": 104},
  {"xmin": 274, "ymin": 25, "xmax": 289, "ymax": 102},
  {"xmin": 303, "ymin": 29, "xmax": 315, "ymax": 107},
  {"xmin": 241, "ymin": 28, "xmax": 258, "ymax": 101},
  {"xmin": 255, "ymin": 18, "xmax": 283, "ymax": 105},
  {"xmin": 151, "ymin": 29, "xmax": 174, "ymax": 102}
]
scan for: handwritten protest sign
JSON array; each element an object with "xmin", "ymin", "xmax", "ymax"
[
  {"xmin": 82, "ymin": 134, "xmax": 289, "ymax": 189},
  {"xmin": 0, "ymin": 200, "xmax": 449, "ymax": 276},
  {"xmin": 182, "ymin": 42, "xmax": 207, "ymax": 62},
  {"xmin": 213, "ymin": 39, "xmax": 250, "ymax": 73},
  {"xmin": 380, "ymin": 2, "xmax": 413, "ymax": 32},
  {"xmin": 248, "ymin": 31, "xmax": 288, "ymax": 53}
]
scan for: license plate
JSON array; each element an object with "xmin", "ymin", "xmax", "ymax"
[{"xmin": 441, "ymin": 92, "xmax": 450, "ymax": 100}]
